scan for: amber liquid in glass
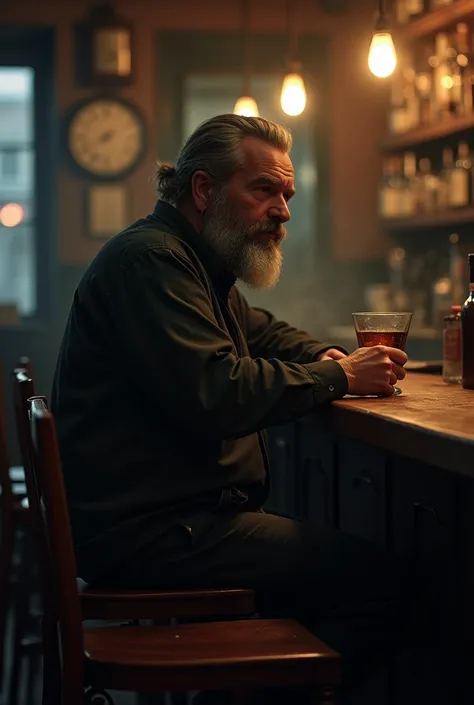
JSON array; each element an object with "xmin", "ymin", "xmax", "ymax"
[{"xmin": 356, "ymin": 330, "xmax": 408, "ymax": 350}]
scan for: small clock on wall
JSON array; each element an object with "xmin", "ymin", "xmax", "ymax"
[
  {"xmin": 75, "ymin": 3, "xmax": 134, "ymax": 87},
  {"xmin": 63, "ymin": 96, "xmax": 147, "ymax": 180}
]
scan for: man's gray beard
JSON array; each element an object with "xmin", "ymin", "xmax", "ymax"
[{"xmin": 202, "ymin": 189, "xmax": 283, "ymax": 290}]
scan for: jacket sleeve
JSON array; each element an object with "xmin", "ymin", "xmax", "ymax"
[
  {"xmin": 110, "ymin": 246, "xmax": 349, "ymax": 440},
  {"xmin": 232, "ymin": 288, "xmax": 347, "ymax": 364}
]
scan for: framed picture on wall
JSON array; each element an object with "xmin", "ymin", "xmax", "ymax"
[{"xmin": 86, "ymin": 183, "xmax": 129, "ymax": 240}]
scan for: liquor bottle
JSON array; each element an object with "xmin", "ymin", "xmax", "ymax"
[
  {"xmin": 443, "ymin": 305, "xmax": 462, "ymax": 385},
  {"xmin": 389, "ymin": 73, "xmax": 409, "ymax": 135},
  {"xmin": 419, "ymin": 158, "xmax": 438, "ymax": 213},
  {"xmin": 456, "ymin": 23, "xmax": 472, "ymax": 114},
  {"xmin": 434, "ymin": 33, "xmax": 454, "ymax": 118},
  {"xmin": 449, "ymin": 233, "xmax": 465, "ymax": 306},
  {"xmin": 395, "ymin": 0, "xmax": 410, "ymax": 24},
  {"xmin": 406, "ymin": 0, "xmax": 427, "ymax": 17},
  {"xmin": 446, "ymin": 32, "xmax": 462, "ymax": 114},
  {"xmin": 438, "ymin": 147, "xmax": 454, "ymax": 211},
  {"xmin": 415, "ymin": 44, "xmax": 434, "ymax": 124},
  {"xmin": 461, "ymin": 253, "xmax": 474, "ymax": 389},
  {"xmin": 403, "ymin": 152, "xmax": 418, "ymax": 216},
  {"xmin": 450, "ymin": 30, "xmax": 465, "ymax": 115},
  {"xmin": 379, "ymin": 158, "xmax": 399, "ymax": 219},
  {"xmin": 402, "ymin": 59, "xmax": 420, "ymax": 131},
  {"xmin": 393, "ymin": 156, "xmax": 410, "ymax": 217},
  {"xmin": 450, "ymin": 142, "xmax": 471, "ymax": 208}
]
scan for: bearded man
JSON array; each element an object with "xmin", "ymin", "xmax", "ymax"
[{"xmin": 52, "ymin": 115, "xmax": 410, "ymax": 701}]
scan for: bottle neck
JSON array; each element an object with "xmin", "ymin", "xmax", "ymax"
[{"xmin": 469, "ymin": 260, "xmax": 474, "ymax": 293}]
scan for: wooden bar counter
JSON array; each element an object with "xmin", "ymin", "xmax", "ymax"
[
  {"xmin": 332, "ymin": 372, "xmax": 474, "ymax": 478},
  {"xmin": 265, "ymin": 372, "xmax": 474, "ymax": 705}
]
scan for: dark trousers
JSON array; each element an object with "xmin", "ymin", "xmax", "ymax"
[{"xmin": 103, "ymin": 509, "xmax": 415, "ymax": 702}]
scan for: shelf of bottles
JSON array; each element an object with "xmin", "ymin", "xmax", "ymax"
[
  {"xmin": 379, "ymin": 143, "xmax": 474, "ymax": 223},
  {"xmin": 380, "ymin": 1, "xmax": 474, "ymax": 227},
  {"xmin": 396, "ymin": 0, "xmax": 474, "ymax": 40}
]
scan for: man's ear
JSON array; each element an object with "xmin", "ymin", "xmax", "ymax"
[{"xmin": 191, "ymin": 170, "xmax": 213, "ymax": 213}]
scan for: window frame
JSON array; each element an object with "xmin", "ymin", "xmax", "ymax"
[
  {"xmin": 1, "ymin": 149, "xmax": 21, "ymax": 181},
  {"xmin": 0, "ymin": 28, "xmax": 57, "ymax": 326}
]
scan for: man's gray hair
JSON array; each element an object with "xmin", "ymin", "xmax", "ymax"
[{"xmin": 155, "ymin": 114, "xmax": 292, "ymax": 205}]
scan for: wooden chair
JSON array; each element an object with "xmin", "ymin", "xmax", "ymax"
[
  {"xmin": 0, "ymin": 363, "xmax": 41, "ymax": 705},
  {"xmin": 28, "ymin": 398, "xmax": 341, "ymax": 705},
  {"xmin": 12, "ymin": 366, "xmax": 253, "ymax": 705},
  {"xmin": 12, "ymin": 368, "xmax": 255, "ymax": 622}
]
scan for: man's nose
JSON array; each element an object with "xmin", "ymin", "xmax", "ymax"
[{"xmin": 268, "ymin": 200, "xmax": 291, "ymax": 223}]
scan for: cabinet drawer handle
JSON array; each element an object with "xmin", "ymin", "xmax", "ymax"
[
  {"xmin": 413, "ymin": 502, "xmax": 443, "ymax": 527},
  {"xmin": 352, "ymin": 473, "xmax": 374, "ymax": 490}
]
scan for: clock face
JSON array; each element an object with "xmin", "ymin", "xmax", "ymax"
[{"xmin": 67, "ymin": 98, "xmax": 145, "ymax": 178}]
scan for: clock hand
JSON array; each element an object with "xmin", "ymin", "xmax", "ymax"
[{"xmin": 98, "ymin": 130, "xmax": 114, "ymax": 143}]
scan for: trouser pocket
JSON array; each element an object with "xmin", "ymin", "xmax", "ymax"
[{"xmin": 157, "ymin": 511, "xmax": 217, "ymax": 560}]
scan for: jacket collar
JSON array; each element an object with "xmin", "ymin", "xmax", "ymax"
[{"xmin": 151, "ymin": 200, "xmax": 236, "ymax": 297}]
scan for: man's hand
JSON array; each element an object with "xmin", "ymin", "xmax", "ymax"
[
  {"xmin": 336, "ymin": 345, "xmax": 408, "ymax": 397},
  {"xmin": 316, "ymin": 348, "xmax": 347, "ymax": 362}
]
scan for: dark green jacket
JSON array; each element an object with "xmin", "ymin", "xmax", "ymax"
[{"xmin": 51, "ymin": 201, "xmax": 348, "ymax": 583}]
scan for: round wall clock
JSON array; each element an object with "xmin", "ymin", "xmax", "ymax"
[{"xmin": 64, "ymin": 96, "xmax": 146, "ymax": 180}]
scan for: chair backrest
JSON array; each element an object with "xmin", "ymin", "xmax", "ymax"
[
  {"xmin": 0, "ymin": 362, "xmax": 13, "ymax": 509},
  {"xmin": 12, "ymin": 368, "xmax": 39, "ymax": 499},
  {"xmin": 28, "ymin": 399, "xmax": 84, "ymax": 695},
  {"xmin": 0, "ymin": 362, "xmax": 14, "ymax": 681},
  {"xmin": 17, "ymin": 356, "xmax": 34, "ymax": 379}
]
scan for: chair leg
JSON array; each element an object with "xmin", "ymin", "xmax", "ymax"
[
  {"xmin": 8, "ymin": 528, "xmax": 32, "ymax": 705},
  {"xmin": 0, "ymin": 507, "xmax": 14, "ymax": 697},
  {"xmin": 24, "ymin": 647, "xmax": 41, "ymax": 705},
  {"xmin": 7, "ymin": 605, "xmax": 24, "ymax": 705},
  {"xmin": 41, "ymin": 599, "xmax": 62, "ymax": 705}
]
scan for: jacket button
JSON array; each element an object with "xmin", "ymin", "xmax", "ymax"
[{"xmin": 328, "ymin": 384, "xmax": 335, "ymax": 392}]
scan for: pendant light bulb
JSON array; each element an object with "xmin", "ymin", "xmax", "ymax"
[
  {"xmin": 280, "ymin": 72, "xmax": 307, "ymax": 116},
  {"xmin": 368, "ymin": 31, "xmax": 397, "ymax": 78},
  {"xmin": 234, "ymin": 95, "xmax": 259, "ymax": 117}
]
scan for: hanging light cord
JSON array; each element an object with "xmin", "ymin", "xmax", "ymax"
[
  {"xmin": 286, "ymin": 0, "xmax": 299, "ymax": 70},
  {"xmin": 375, "ymin": 0, "xmax": 389, "ymax": 31},
  {"xmin": 241, "ymin": 0, "xmax": 251, "ymax": 96}
]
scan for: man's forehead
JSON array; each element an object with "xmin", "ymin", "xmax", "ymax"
[{"xmin": 240, "ymin": 137, "xmax": 294, "ymax": 176}]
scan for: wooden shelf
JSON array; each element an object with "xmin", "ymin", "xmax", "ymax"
[
  {"xmin": 381, "ymin": 113, "xmax": 474, "ymax": 152},
  {"xmin": 380, "ymin": 206, "xmax": 474, "ymax": 232},
  {"xmin": 401, "ymin": 0, "xmax": 474, "ymax": 41}
]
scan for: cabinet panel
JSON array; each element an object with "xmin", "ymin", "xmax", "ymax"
[
  {"xmin": 295, "ymin": 418, "xmax": 336, "ymax": 527},
  {"xmin": 265, "ymin": 424, "xmax": 296, "ymax": 517},
  {"xmin": 337, "ymin": 439, "xmax": 387, "ymax": 546},
  {"xmin": 455, "ymin": 478, "xmax": 474, "ymax": 705},
  {"xmin": 389, "ymin": 456, "xmax": 458, "ymax": 705}
]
